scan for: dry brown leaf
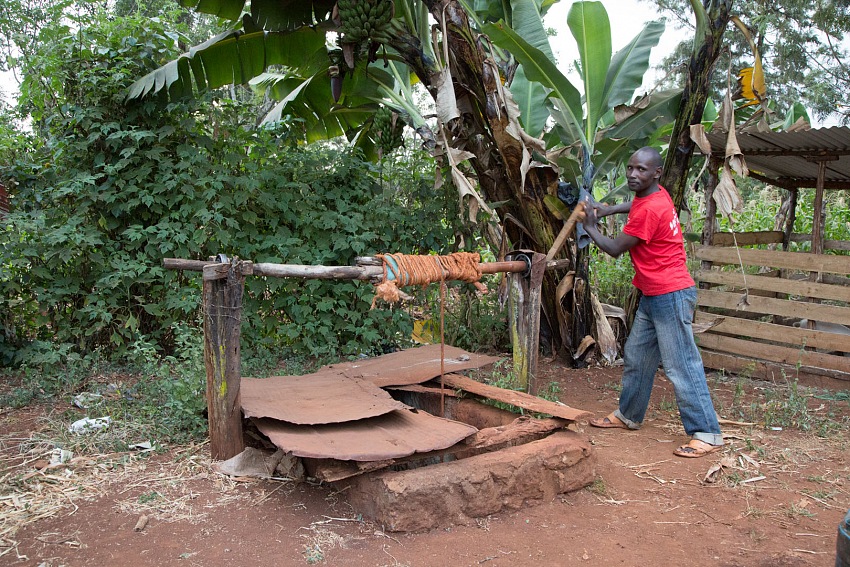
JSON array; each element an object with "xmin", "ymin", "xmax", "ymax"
[
  {"xmin": 574, "ymin": 335, "xmax": 596, "ymax": 360},
  {"xmin": 556, "ymin": 272, "xmax": 575, "ymax": 304},
  {"xmin": 690, "ymin": 124, "xmax": 712, "ymax": 155},
  {"xmin": 591, "ymin": 292, "xmax": 618, "ymax": 365},
  {"xmin": 714, "ymin": 165, "xmax": 743, "ymax": 217},
  {"xmin": 703, "ymin": 455, "xmax": 737, "ymax": 483}
]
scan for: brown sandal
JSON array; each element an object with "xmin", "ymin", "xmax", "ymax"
[
  {"xmin": 673, "ymin": 439, "xmax": 722, "ymax": 458},
  {"xmin": 589, "ymin": 415, "xmax": 629, "ymax": 429}
]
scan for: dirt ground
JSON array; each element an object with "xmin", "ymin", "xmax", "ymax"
[{"xmin": 1, "ymin": 360, "xmax": 848, "ymax": 567}]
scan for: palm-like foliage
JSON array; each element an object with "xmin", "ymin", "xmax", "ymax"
[{"xmin": 129, "ymin": 0, "xmax": 680, "ymax": 361}]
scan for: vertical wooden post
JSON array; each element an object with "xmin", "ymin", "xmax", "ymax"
[
  {"xmin": 782, "ymin": 188, "xmax": 798, "ymax": 252},
  {"xmin": 811, "ymin": 161, "xmax": 827, "ymax": 256},
  {"xmin": 202, "ymin": 256, "xmax": 250, "ymax": 460},
  {"xmin": 507, "ymin": 252, "xmax": 547, "ymax": 395}
]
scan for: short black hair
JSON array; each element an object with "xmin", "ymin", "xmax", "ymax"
[{"xmin": 634, "ymin": 146, "xmax": 662, "ymax": 169}]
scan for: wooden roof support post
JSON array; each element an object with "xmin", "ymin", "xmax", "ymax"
[
  {"xmin": 506, "ymin": 252, "xmax": 547, "ymax": 395},
  {"xmin": 782, "ymin": 188, "xmax": 798, "ymax": 252},
  {"xmin": 202, "ymin": 256, "xmax": 251, "ymax": 460},
  {"xmin": 811, "ymin": 160, "xmax": 828, "ymax": 256}
]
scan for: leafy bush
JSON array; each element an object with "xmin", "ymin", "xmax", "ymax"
[{"xmin": 0, "ymin": 12, "xmax": 455, "ymax": 366}]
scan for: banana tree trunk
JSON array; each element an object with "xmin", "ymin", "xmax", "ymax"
[
  {"xmin": 662, "ymin": 0, "xmax": 733, "ymax": 211},
  {"xmin": 392, "ymin": 1, "xmax": 579, "ymax": 359}
]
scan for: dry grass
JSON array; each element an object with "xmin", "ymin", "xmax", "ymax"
[{"xmin": 0, "ymin": 433, "xmax": 269, "ymax": 561}]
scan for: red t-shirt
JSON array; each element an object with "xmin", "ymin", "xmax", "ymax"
[{"xmin": 622, "ymin": 187, "xmax": 695, "ymax": 296}]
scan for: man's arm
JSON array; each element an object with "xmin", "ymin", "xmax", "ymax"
[
  {"xmin": 583, "ymin": 202, "xmax": 640, "ymax": 258},
  {"xmin": 595, "ymin": 200, "xmax": 632, "ymax": 218}
]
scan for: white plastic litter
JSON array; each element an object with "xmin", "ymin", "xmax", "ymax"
[
  {"xmin": 72, "ymin": 392, "xmax": 103, "ymax": 409},
  {"xmin": 69, "ymin": 416, "xmax": 112, "ymax": 434},
  {"xmin": 49, "ymin": 448, "xmax": 73, "ymax": 465}
]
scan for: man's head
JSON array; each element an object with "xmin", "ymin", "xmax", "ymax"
[{"xmin": 626, "ymin": 147, "xmax": 663, "ymax": 197}]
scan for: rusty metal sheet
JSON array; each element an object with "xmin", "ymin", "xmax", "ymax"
[
  {"xmin": 327, "ymin": 343, "xmax": 501, "ymax": 388},
  {"xmin": 252, "ymin": 410, "xmax": 478, "ymax": 461},
  {"xmin": 241, "ymin": 371, "xmax": 407, "ymax": 425}
]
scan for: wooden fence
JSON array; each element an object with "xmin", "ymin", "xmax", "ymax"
[{"xmin": 694, "ymin": 240, "xmax": 850, "ymax": 387}]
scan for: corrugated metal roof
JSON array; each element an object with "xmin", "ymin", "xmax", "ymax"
[
  {"xmin": 241, "ymin": 372, "xmax": 408, "ymax": 425},
  {"xmin": 252, "ymin": 410, "xmax": 478, "ymax": 461},
  {"xmin": 704, "ymin": 126, "xmax": 850, "ymax": 189},
  {"xmin": 328, "ymin": 343, "xmax": 501, "ymax": 388}
]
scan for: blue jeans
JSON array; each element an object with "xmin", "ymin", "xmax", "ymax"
[{"xmin": 613, "ymin": 287, "xmax": 723, "ymax": 446}]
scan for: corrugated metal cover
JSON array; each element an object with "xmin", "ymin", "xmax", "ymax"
[
  {"xmin": 241, "ymin": 372, "xmax": 408, "ymax": 425},
  {"xmin": 705, "ymin": 126, "xmax": 850, "ymax": 188},
  {"xmin": 252, "ymin": 410, "xmax": 478, "ymax": 461},
  {"xmin": 328, "ymin": 343, "xmax": 501, "ymax": 387}
]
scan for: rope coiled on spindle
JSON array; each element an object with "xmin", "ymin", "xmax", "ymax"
[{"xmin": 371, "ymin": 252, "xmax": 486, "ymax": 306}]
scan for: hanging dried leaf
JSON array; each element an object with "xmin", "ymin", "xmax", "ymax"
[
  {"xmin": 432, "ymin": 68, "xmax": 460, "ymax": 125},
  {"xmin": 718, "ymin": 90, "xmax": 734, "ymax": 132},
  {"xmin": 556, "ymin": 271, "xmax": 575, "ymax": 304},
  {"xmin": 714, "ymin": 164, "xmax": 743, "ymax": 218},
  {"xmin": 723, "ymin": 105, "xmax": 749, "ymax": 178},
  {"xmin": 591, "ymin": 292, "xmax": 618, "ymax": 365},
  {"xmin": 690, "ymin": 124, "xmax": 712, "ymax": 156}
]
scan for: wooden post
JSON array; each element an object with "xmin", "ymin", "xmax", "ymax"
[
  {"xmin": 507, "ymin": 252, "xmax": 547, "ymax": 395},
  {"xmin": 782, "ymin": 188, "xmax": 798, "ymax": 252},
  {"xmin": 811, "ymin": 161, "xmax": 827, "ymax": 256},
  {"xmin": 202, "ymin": 256, "xmax": 249, "ymax": 460}
]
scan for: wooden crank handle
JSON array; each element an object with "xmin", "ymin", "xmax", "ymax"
[{"xmin": 545, "ymin": 200, "xmax": 587, "ymax": 262}]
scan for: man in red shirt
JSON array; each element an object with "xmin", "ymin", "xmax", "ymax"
[{"xmin": 582, "ymin": 147, "xmax": 723, "ymax": 458}]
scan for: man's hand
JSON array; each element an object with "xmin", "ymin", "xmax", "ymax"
[{"xmin": 583, "ymin": 198, "xmax": 599, "ymax": 227}]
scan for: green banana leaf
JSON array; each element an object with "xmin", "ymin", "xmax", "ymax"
[
  {"xmin": 255, "ymin": 64, "xmax": 395, "ymax": 156},
  {"xmin": 567, "ymin": 1, "xmax": 611, "ymax": 148},
  {"xmin": 603, "ymin": 19, "xmax": 665, "ymax": 109},
  {"xmin": 507, "ymin": 0, "xmax": 557, "ymax": 138},
  {"xmin": 605, "ymin": 89, "xmax": 682, "ymax": 141},
  {"xmin": 181, "ymin": 0, "xmax": 335, "ymax": 26},
  {"xmin": 128, "ymin": 27, "xmax": 327, "ymax": 100}
]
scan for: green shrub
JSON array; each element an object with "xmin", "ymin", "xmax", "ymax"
[{"xmin": 0, "ymin": 13, "xmax": 455, "ymax": 366}]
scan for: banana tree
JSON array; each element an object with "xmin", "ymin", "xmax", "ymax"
[
  {"xmin": 481, "ymin": 2, "xmax": 680, "ymax": 360},
  {"xmin": 128, "ymin": 0, "xmax": 679, "ymax": 361}
]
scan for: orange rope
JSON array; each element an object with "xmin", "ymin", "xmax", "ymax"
[{"xmin": 371, "ymin": 252, "xmax": 485, "ymax": 306}]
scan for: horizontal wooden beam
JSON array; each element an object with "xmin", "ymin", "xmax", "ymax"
[
  {"xmin": 697, "ymin": 333, "xmax": 850, "ymax": 373},
  {"xmin": 700, "ymin": 350, "xmax": 849, "ymax": 387},
  {"xmin": 711, "ymin": 231, "xmax": 783, "ymax": 246},
  {"xmin": 695, "ymin": 312, "xmax": 850, "ymax": 353},
  {"xmin": 709, "ymin": 232, "xmax": 850, "ymax": 252},
  {"xmin": 697, "ymin": 289, "xmax": 850, "ymax": 326},
  {"xmin": 696, "ymin": 270, "xmax": 850, "ymax": 303},
  {"xmin": 695, "ymin": 246, "xmax": 850, "ymax": 275},
  {"xmin": 164, "ymin": 257, "xmax": 576, "ymax": 280}
]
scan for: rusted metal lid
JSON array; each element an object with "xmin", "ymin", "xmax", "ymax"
[
  {"xmin": 252, "ymin": 409, "xmax": 478, "ymax": 461},
  {"xmin": 241, "ymin": 371, "xmax": 408, "ymax": 425},
  {"xmin": 328, "ymin": 343, "xmax": 501, "ymax": 387}
]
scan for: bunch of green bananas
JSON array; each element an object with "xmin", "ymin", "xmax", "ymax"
[
  {"xmin": 337, "ymin": 0, "xmax": 394, "ymax": 45},
  {"xmin": 373, "ymin": 106, "xmax": 405, "ymax": 154}
]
